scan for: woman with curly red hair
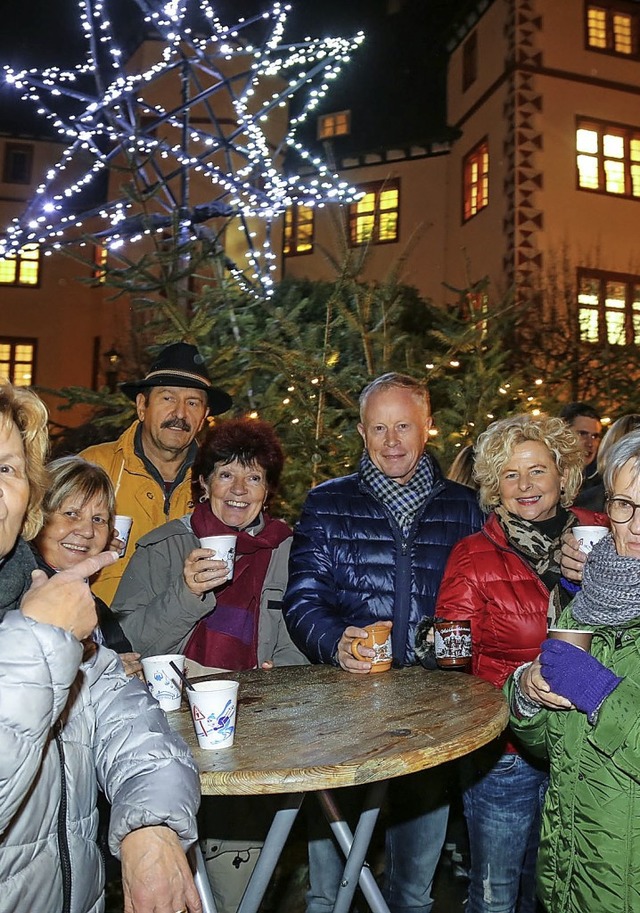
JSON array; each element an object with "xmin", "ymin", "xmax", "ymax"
[{"xmin": 112, "ymin": 418, "xmax": 305, "ymax": 670}]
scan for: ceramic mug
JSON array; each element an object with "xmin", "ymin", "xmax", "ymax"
[{"xmin": 351, "ymin": 623, "xmax": 393, "ymax": 673}]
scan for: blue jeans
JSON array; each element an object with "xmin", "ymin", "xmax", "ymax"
[
  {"xmin": 462, "ymin": 751, "xmax": 547, "ymax": 913},
  {"xmin": 306, "ymin": 768, "xmax": 449, "ymax": 913}
]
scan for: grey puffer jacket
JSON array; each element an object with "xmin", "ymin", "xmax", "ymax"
[
  {"xmin": 0, "ymin": 609, "xmax": 200, "ymax": 913},
  {"xmin": 112, "ymin": 514, "xmax": 307, "ymax": 667}
]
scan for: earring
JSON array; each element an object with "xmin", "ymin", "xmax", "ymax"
[{"xmin": 199, "ymin": 494, "xmax": 208, "ymax": 503}]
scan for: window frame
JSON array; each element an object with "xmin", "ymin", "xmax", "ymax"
[
  {"xmin": 2, "ymin": 142, "xmax": 34, "ymax": 185},
  {"xmin": 347, "ymin": 179, "xmax": 401, "ymax": 248},
  {"xmin": 283, "ymin": 204, "xmax": 315, "ymax": 257},
  {"xmin": 576, "ymin": 116, "xmax": 640, "ymax": 200},
  {"xmin": 462, "ymin": 30, "xmax": 478, "ymax": 92},
  {"xmin": 0, "ymin": 243, "xmax": 41, "ymax": 288},
  {"xmin": 462, "ymin": 137, "xmax": 489, "ymax": 223},
  {"xmin": 584, "ymin": 1, "xmax": 640, "ymax": 59},
  {"xmin": 317, "ymin": 110, "xmax": 351, "ymax": 140},
  {"xmin": 0, "ymin": 337, "xmax": 37, "ymax": 386},
  {"xmin": 577, "ymin": 267, "xmax": 640, "ymax": 346}
]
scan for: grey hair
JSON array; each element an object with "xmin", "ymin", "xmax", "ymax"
[
  {"xmin": 603, "ymin": 430, "xmax": 640, "ymax": 494},
  {"xmin": 597, "ymin": 414, "xmax": 640, "ymax": 475},
  {"xmin": 359, "ymin": 373, "xmax": 430, "ymax": 420}
]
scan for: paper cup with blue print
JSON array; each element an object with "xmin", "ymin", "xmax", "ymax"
[
  {"xmin": 114, "ymin": 514, "xmax": 133, "ymax": 557},
  {"xmin": 199, "ymin": 534, "xmax": 237, "ymax": 581},
  {"xmin": 141, "ymin": 653, "xmax": 185, "ymax": 711},
  {"xmin": 573, "ymin": 525, "xmax": 608, "ymax": 555},
  {"xmin": 187, "ymin": 680, "xmax": 239, "ymax": 750}
]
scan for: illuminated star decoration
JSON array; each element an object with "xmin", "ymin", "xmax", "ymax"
[{"xmin": 1, "ymin": 0, "xmax": 364, "ymax": 296}]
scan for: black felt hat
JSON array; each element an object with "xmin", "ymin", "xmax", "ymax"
[{"xmin": 120, "ymin": 342, "xmax": 232, "ymax": 415}]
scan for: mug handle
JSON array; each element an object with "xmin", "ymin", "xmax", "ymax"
[{"xmin": 351, "ymin": 636, "xmax": 368, "ymax": 661}]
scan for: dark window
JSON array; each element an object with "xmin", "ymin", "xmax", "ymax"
[
  {"xmin": 462, "ymin": 31, "xmax": 478, "ymax": 92},
  {"xmin": 0, "ymin": 338, "xmax": 37, "ymax": 385},
  {"xmin": 348, "ymin": 180, "xmax": 400, "ymax": 246},
  {"xmin": 576, "ymin": 118, "xmax": 640, "ymax": 199},
  {"xmin": 578, "ymin": 268, "xmax": 640, "ymax": 345},
  {"xmin": 585, "ymin": 2, "xmax": 639, "ymax": 57},
  {"xmin": 3, "ymin": 143, "xmax": 34, "ymax": 184},
  {"xmin": 462, "ymin": 138, "xmax": 489, "ymax": 222}
]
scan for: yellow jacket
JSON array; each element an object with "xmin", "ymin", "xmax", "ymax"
[{"xmin": 81, "ymin": 421, "xmax": 196, "ymax": 603}]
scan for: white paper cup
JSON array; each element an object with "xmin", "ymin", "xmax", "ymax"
[
  {"xmin": 573, "ymin": 525, "xmax": 608, "ymax": 554},
  {"xmin": 114, "ymin": 514, "xmax": 133, "ymax": 557},
  {"xmin": 187, "ymin": 679, "xmax": 239, "ymax": 750},
  {"xmin": 141, "ymin": 653, "xmax": 185, "ymax": 711},
  {"xmin": 199, "ymin": 534, "xmax": 237, "ymax": 580}
]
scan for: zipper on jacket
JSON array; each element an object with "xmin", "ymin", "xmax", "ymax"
[{"xmin": 54, "ymin": 722, "xmax": 73, "ymax": 913}]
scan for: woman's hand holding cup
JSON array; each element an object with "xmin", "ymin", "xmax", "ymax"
[{"xmin": 183, "ymin": 547, "xmax": 230, "ymax": 596}]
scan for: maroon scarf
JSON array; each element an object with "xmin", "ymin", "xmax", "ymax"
[{"xmin": 186, "ymin": 502, "xmax": 291, "ymax": 670}]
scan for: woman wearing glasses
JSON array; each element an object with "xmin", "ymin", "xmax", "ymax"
[{"xmin": 508, "ymin": 429, "xmax": 640, "ymax": 913}]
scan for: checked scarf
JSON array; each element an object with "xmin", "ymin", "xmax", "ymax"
[{"xmin": 360, "ymin": 450, "xmax": 434, "ymax": 536}]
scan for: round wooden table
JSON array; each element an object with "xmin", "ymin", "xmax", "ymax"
[{"xmin": 171, "ymin": 664, "xmax": 508, "ymax": 913}]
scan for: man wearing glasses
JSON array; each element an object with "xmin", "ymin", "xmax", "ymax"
[{"xmin": 560, "ymin": 402, "xmax": 602, "ymax": 499}]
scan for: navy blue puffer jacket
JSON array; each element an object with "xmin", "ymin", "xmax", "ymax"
[{"xmin": 283, "ymin": 458, "xmax": 483, "ymax": 666}]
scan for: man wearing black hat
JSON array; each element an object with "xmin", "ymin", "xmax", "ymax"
[{"xmin": 82, "ymin": 342, "xmax": 232, "ymax": 603}]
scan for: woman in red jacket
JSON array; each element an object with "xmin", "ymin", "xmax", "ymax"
[{"xmin": 435, "ymin": 414, "xmax": 607, "ymax": 913}]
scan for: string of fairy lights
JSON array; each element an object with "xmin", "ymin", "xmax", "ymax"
[{"xmin": 1, "ymin": 0, "xmax": 364, "ymax": 297}]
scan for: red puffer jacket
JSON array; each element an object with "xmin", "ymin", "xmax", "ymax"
[{"xmin": 435, "ymin": 507, "xmax": 608, "ymax": 691}]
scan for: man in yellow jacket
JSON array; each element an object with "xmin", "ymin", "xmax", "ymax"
[{"xmin": 82, "ymin": 342, "xmax": 232, "ymax": 603}]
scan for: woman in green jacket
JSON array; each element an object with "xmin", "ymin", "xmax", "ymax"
[{"xmin": 507, "ymin": 429, "xmax": 640, "ymax": 913}]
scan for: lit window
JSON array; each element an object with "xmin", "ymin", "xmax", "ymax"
[
  {"xmin": 348, "ymin": 180, "xmax": 400, "ymax": 246},
  {"xmin": 0, "ymin": 338, "xmax": 36, "ymax": 386},
  {"xmin": 2, "ymin": 142, "xmax": 34, "ymax": 184},
  {"xmin": 578, "ymin": 269, "xmax": 640, "ymax": 345},
  {"xmin": 318, "ymin": 111, "xmax": 350, "ymax": 140},
  {"xmin": 577, "ymin": 120, "xmax": 640, "ymax": 198},
  {"xmin": 463, "ymin": 139, "xmax": 489, "ymax": 222},
  {"xmin": 586, "ymin": 3, "xmax": 638, "ymax": 57},
  {"xmin": 93, "ymin": 244, "xmax": 108, "ymax": 283},
  {"xmin": 283, "ymin": 205, "xmax": 314, "ymax": 256},
  {"xmin": 0, "ymin": 244, "xmax": 40, "ymax": 287}
]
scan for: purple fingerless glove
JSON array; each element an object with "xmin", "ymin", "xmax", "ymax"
[{"xmin": 540, "ymin": 639, "xmax": 622, "ymax": 723}]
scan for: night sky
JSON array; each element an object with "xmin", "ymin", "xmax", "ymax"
[{"xmin": 0, "ymin": 0, "xmax": 472, "ymax": 137}]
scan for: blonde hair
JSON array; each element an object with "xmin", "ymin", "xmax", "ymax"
[
  {"xmin": 0, "ymin": 384, "xmax": 49, "ymax": 540},
  {"xmin": 474, "ymin": 414, "xmax": 584, "ymax": 512},
  {"xmin": 447, "ymin": 444, "xmax": 478, "ymax": 490},
  {"xmin": 41, "ymin": 456, "xmax": 116, "ymax": 538}
]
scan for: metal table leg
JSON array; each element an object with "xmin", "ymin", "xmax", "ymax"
[
  {"xmin": 191, "ymin": 842, "xmax": 218, "ymax": 913},
  {"xmin": 237, "ymin": 793, "xmax": 305, "ymax": 913},
  {"xmin": 317, "ymin": 781, "xmax": 390, "ymax": 913}
]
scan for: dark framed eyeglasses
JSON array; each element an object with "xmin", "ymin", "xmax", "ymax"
[{"xmin": 605, "ymin": 495, "xmax": 640, "ymax": 524}]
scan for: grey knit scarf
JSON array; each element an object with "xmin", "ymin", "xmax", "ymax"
[{"xmin": 572, "ymin": 534, "xmax": 640, "ymax": 626}]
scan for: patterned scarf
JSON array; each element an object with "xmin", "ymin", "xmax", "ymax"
[
  {"xmin": 572, "ymin": 534, "xmax": 640, "ymax": 626},
  {"xmin": 187, "ymin": 503, "xmax": 291, "ymax": 670},
  {"xmin": 494, "ymin": 505, "xmax": 579, "ymax": 626},
  {"xmin": 359, "ymin": 450, "xmax": 434, "ymax": 536}
]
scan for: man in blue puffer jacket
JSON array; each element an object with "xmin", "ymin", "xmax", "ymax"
[{"xmin": 283, "ymin": 372, "xmax": 483, "ymax": 913}]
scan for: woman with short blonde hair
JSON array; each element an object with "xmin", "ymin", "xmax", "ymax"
[{"xmin": 436, "ymin": 412, "xmax": 607, "ymax": 913}]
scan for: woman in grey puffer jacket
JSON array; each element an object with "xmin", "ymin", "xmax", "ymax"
[{"xmin": 0, "ymin": 383, "xmax": 202, "ymax": 913}]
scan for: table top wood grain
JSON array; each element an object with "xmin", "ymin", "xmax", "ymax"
[{"xmin": 168, "ymin": 664, "xmax": 508, "ymax": 796}]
